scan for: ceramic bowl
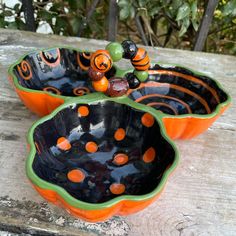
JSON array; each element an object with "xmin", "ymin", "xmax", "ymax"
[
  {"xmin": 8, "ymin": 47, "xmax": 119, "ymax": 116},
  {"xmin": 127, "ymin": 63, "xmax": 231, "ymax": 139},
  {"xmin": 26, "ymin": 94, "xmax": 178, "ymax": 222}
]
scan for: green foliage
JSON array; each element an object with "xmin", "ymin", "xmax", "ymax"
[{"xmin": 0, "ymin": 0, "xmax": 235, "ymax": 55}]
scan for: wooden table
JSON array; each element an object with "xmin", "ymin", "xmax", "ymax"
[{"xmin": 0, "ymin": 29, "xmax": 235, "ymax": 236}]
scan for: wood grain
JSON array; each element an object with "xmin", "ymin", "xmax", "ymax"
[{"xmin": 0, "ymin": 29, "xmax": 235, "ymax": 236}]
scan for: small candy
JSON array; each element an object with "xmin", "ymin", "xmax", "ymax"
[
  {"xmin": 90, "ymin": 50, "xmax": 112, "ymax": 73},
  {"xmin": 106, "ymin": 42, "xmax": 124, "ymax": 62},
  {"xmin": 106, "ymin": 77, "xmax": 129, "ymax": 97},
  {"xmin": 131, "ymin": 48, "xmax": 150, "ymax": 71},
  {"xmin": 92, "ymin": 76, "xmax": 109, "ymax": 92},
  {"xmin": 133, "ymin": 70, "xmax": 148, "ymax": 82},
  {"xmin": 125, "ymin": 73, "xmax": 141, "ymax": 89},
  {"xmin": 88, "ymin": 67, "xmax": 104, "ymax": 81},
  {"xmin": 121, "ymin": 40, "xmax": 138, "ymax": 59}
]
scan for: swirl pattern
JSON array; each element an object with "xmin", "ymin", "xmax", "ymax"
[
  {"xmin": 17, "ymin": 60, "xmax": 32, "ymax": 80},
  {"xmin": 128, "ymin": 65, "xmax": 225, "ymax": 115},
  {"xmin": 40, "ymin": 48, "xmax": 61, "ymax": 67},
  {"xmin": 73, "ymin": 87, "xmax": 90, "ymax": 96},
  {"xmin": 77, "ymin": 52, "xmax": 91, "ymax": 71},
  {"xmin": 43, "ymin": 86, "xmax": 61, "ymax": 95}
]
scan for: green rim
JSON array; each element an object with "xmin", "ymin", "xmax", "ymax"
[
  {"xmin": 8, "ymin": 46, "xmax": 231, "ymax": 119},
  {"xmin": 26, "ymin": 93, "xmax": 179, "ymax": 210},
  {"xmin": 146, "ymin": 61, "xmax": 232, "ymax": 119}
]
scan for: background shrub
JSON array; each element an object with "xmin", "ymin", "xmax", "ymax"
[{"xmin": 0, "ymin": 0, "xmax": 235, "ymax": 55}]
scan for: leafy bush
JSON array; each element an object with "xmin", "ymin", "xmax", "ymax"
[{"xmin": 0, "ymin": 0, "xmax": 235, "ymax": 55}]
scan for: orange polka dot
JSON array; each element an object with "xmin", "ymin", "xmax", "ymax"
[
  {"xmin": 67, "ymin": 169, "xmax": 85, "ymax": 183},
  {"xmin": 114, "ymin": 128, "xmax": 126, "ymax": 141},
  {"xmin": 110, "ymin": 183, "xmax": 125, "ymax": 195},
  {"xmin": 113, "ymin": 153, "xmax": 129, "ymax": 165},
  {"xmin": 85, "ymin": 141, "xmax": 98, "ymax": 153},
  {"xmin": 141, "ymin": 113, "xmax": 154, "ymax": 127},
  {"xmin": 57, "ymin": 137, "xmax": 71, "ymax": 151},
  {"xmin": 78, "ymin": 106, "xmax": 89, "ymax": 117},
  {"xmin": 143, "ymin": 147, "xmax": 156, "ymax": 163}
]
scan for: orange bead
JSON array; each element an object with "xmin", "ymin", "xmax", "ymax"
[
  {"xmin": 131, "ymin": 48, "xmax": 150, "ymax": 71},
  {"xmin": 92, "ymin": 76, "xmax": 109, "ymax": 92},
  {"xmin": 90, "ymin": 50, "xmax": 112, "ymax": 73}
]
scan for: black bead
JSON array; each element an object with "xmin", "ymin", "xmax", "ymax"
[
  {"xmin": 121, "ymin": 40, "xmax": 138, "ymax": 59},
  {"xmin": 105, "ymin": 66, "xmax": 116, "ymax": 79},
  {"xmin": 125, "ymin": 73, "xmax": 141, "ymax": 89}
]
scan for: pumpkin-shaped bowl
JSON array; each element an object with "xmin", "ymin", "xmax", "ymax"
[
  {"xmin": 8, "ymin": 47, "xmax": 119, "ymax": 117},
  {"xmin": 26, "ymin": 93, "xmax": 178, "ymax": 222},
  {"xmin": 127, "ymin": 63, "xmax": 231, "ymax": 139}
]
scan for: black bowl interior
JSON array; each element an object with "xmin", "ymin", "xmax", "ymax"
[
  {"xmin": 32, "ymin": 101, "xmax": 175, "ymax": 203},
  {"xmin": 13, "ymin": 48, "xmax": 116, "ymax": 96},
  {"xmin": 128, "ymin": 64, "xmax": 229, "ymax": 115}
]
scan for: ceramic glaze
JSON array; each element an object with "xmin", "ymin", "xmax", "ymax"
[
  {"xmin": 13, "ymin": 48, "xmax": 117, "ymax": 97},
  {"xmin": 128, "ymin": 64, "xmax": 229, "ymax": 115},
  {"xmin": 9, "ymin": 46, "xmax": 231, "ymax": 139},
  {"xmin": 32, "ymin": 100, "xmax": 175, "ymax": 204}
]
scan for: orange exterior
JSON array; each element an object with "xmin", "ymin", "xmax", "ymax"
[
  {"xmin": 33, "ymin": 184, "xmax": 161, "ymax": 222},
  {"xmin": 8, "ymin": 76, "xmax": 64, "ymax": 117},
  {"xmin": 162, "ymin": 104, "xmax": 230, "ymax": 139}
]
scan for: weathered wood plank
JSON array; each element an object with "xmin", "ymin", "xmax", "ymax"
[{"xmin": 0, "ymin": 29, "xmax": 235, "ymax": 236}]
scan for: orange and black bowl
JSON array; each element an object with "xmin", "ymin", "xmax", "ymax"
[
  {"xmin": 8, "ymin": 47, "xmax": 117, "ymax": 116},
  {"xmin": 127, "ymin": 64, "xmax": 231, "ymax": 139},
  {"xmin": 26, "ymin": 94, "xmax": 178, "ymax": 222}
]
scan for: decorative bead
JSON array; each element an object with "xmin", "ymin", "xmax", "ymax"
[
  {"xmin": 125, "ymin": 73, "xmax": 141, "ymax": 89},
  {"xmin": 106, "ymin": 42, "xmax": 124, "ymax": 62},
  {"xmin": 105, "ymin": 66, "xmax": 116, "ymax": 78},
  {"xmin": 106, "ymin": 77, "xmax": 129, "ymax": 97},
  {"xmin": 133, "ymin": 70, "xmax": 148, "ymax": 82},
  {"xmin": 88, "ymin": 67, "xmax": 104, "ymax": 81},
  {"xmin": 131, "ymin": 48, "xmax": 150, "ymax": 71},
  {"xmin": 90, "ymin": 50, "xmax": 112, "ymax": 73},
  {"xmin": 121, "ymin": 40, "xmax": 138, "ymax": 59},
  {"xmin": 92, "ymin": 76, "xmax": 109, "ymax": 92}
]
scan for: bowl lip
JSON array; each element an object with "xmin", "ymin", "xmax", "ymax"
[
  {"xmin": 128, "ymin": 62, "xmax": 232, "ymax": 119},
  {"xmin": 8, "ymin": 45, "xmax": 231, "ymax": 119},
  {"xmin": 7, "ymin": 46, "xmax": 127, "ymax": 101},
  {"xmin": 26, "ymin": 93, "xmax": 179, "ymax": 210}
]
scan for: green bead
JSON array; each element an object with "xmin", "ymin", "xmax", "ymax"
[
  {"xmin": 134, "ymin": 70, "xmax": 148, "ymax": 82},
  {"xmin": 106, "ymin": 42, "xmax": 124, "ymax": 62}
]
